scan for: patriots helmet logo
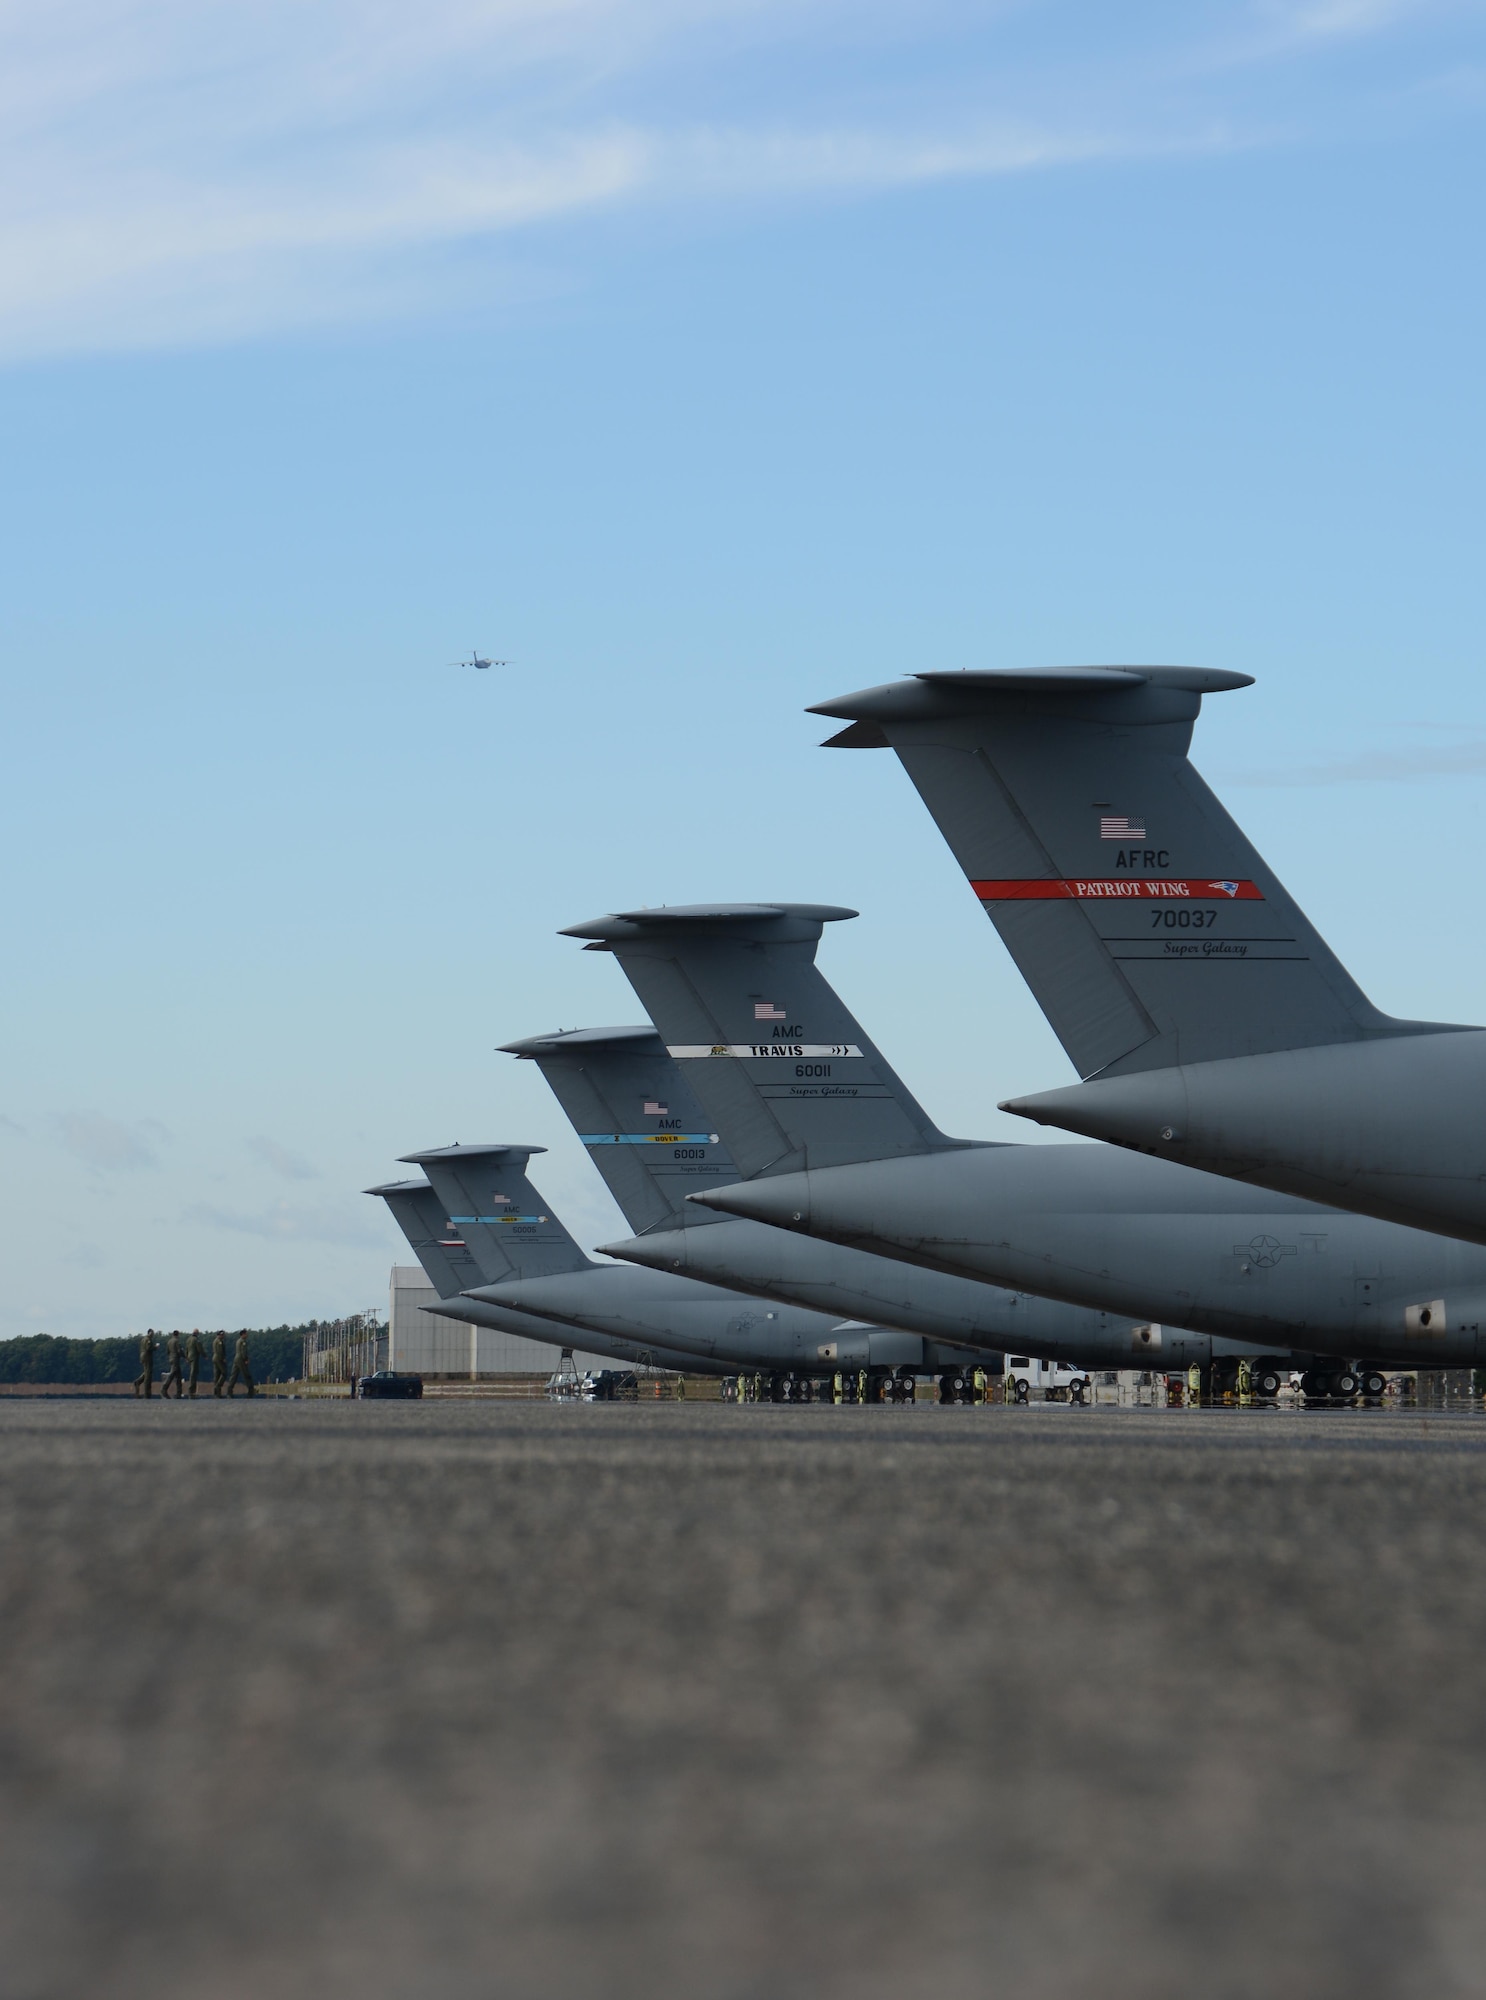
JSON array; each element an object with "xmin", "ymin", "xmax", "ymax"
[{"xmin": 1208, "ymin": 880, "xmax": 1241, "ymax": 898}]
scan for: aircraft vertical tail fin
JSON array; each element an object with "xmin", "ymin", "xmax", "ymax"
[
  {"xmin": 397, "ymin": 1146, "xmax": 593, "ymax": 1286},
  {"xmin": 499, "ymin": 1026, "xmax": 738, "ymax": 1233},
  {"xmin": 560, "ymin": 903, "xmax": 966, "ymax": 1179},
  {"xmin": 811, "ymin": 668, "xmax": 1429, "ymax": 1078},
  {"xmin": 365, "ymin": 1178, "xmax": 489, "ymax": 1300}
]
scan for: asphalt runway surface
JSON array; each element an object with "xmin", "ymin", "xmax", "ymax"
[{"xmin": 5, "ymin": 1399, "xmax": 1486, "ymax": 2000}]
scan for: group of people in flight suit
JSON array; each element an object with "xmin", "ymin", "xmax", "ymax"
[{"xmin": 132, "ymin": 1326, "xmax": 256, "ymax": 1398}]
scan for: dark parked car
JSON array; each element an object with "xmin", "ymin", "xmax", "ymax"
[
  {"xmin": 582, "ymin": 1370, "xmax": 639, "ymax": 1402},
  {"xmin": 353, "ymin": 1371, "xmax": 423, "ymax": 1400}
]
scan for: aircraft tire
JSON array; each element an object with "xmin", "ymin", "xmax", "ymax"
[
  {"xmin": 1334, "ymin": 1368, "xmax": 1360, "ymax": 1400},
  {"xmin": 1361, "ymin": 1370, "xmax": 1388, "ymax": 1398},
  {"xmin": 1254, "ymin": 1367, "xmax": 1284, "ymax": 1398}
]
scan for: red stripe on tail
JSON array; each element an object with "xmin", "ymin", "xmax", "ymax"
[{"xmin": 972, "ymin": 878, "xmax": 1264, "ymax": 901}]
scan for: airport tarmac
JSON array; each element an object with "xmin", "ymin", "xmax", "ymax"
[{"xmin": 4, "ymin": 1399, "xmax": 1486, "ymax": 2000}]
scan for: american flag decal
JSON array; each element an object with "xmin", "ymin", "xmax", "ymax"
[
  {"xmin": 1100, "ymin": 815, "xmax": 1146, "ymax": 840},
  {"xmin": 754, "ymin": 1002, "xmax": 787, "ymax": 1021},
  {"xmin": 643, "ymin": 1100, "xmax": 668, "ymax": 1116}
]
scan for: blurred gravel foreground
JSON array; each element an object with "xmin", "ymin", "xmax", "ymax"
[{"xmin": 5, "ymin": 1400, "xmax": 1486, "ymax": 2000}]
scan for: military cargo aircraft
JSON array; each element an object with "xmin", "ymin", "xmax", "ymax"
[
  {"xmin": 404, "ymin": 1141, "xmax": 957, "ymax": 1394},
  {"xmin": 807, "ymin": 665, "xmax": 1486, "ymax": 1252},
  {"xmin": 561, "ymin": 901, "xmax": 1486, "ymax": 1385},
  {"xmin": 367, "ymin": 1175, "xmax": 719, "ymax": 1376},
  {"xmin": 513, "ymin": 1014, "xmax": 1299, "ymax": 1385}
]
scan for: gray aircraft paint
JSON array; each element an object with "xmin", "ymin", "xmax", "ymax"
[
  {"xmin": 810, "ymin": 666, "xmax": 1486, "ymax": 1247},
  {"xmin": 396, "ymin": 1145, "xmax": 593, "ymax": 1285},
  {"xmin": 559, "ymin": 903, "xmax": 1482, "ymax": 1365},
  {"xmin": 601, "ymin": 1211, "xmax": 1285, "ymax": 1372},
  {"xmin": 560, "ymin": 907, "xmax": 1307, "ymax": 1372},
  {"xmin": 507, "ymin": 1020, "xmax": 1242, "ymax": 1371},
  {"xmin": 498, "ymin": 1025, "xmax": 738, "ymax": 1233},
  {"xmin": 399, "ymin": 1140, "xmax": 951, "ymax": 1376},
  {"xmin": 367, "ymin": 1176, "xmax": 722, "ymax": 1374},
  {"xmin": 499, "ymin": 1022, "xmax": 1014, "ymax": 1373},
  {"xmin": 562, "ymin": 903, "xmax": 960, "ymax": 1177},
  {"xmin": 472, "ymin": 1261, "xmax": 947, "ymax": 1372},
  {"xmin": 1006, "ymin": 1034, "xmax": 1486, "ymax": 1253},
  {"xmin": 692, "ymin": 1147, "xmax": 1486, "ymax": 1366}
]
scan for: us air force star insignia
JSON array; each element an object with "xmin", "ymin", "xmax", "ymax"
[{"xmin": 1235, "ymin": 1235, "xmax": 1297, "ymax": 1268}]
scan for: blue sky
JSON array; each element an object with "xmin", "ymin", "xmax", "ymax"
[{"xmin": 3, "ymin": 0, "xmax": 1485, "ymax": 1337}]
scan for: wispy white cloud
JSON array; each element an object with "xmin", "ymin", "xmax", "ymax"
[
  {"xmin": 1254, "ymin": 0, "xmax": 1435, "ymax": 44},
  {"xmin": 0, "ymin": 0, "xmax": 1476, "ymax": 358},
  {"xmin": 184, "ymin": 1197, "xmax": 390, "ymax": 1246},
  {"xmin": 246, "ymin": 1136, "xmax": 322, "ymax": 1181},
  {"xmin": 661, "ymin": 118, "xmax": 1135, "ymax": 196},
  {"xmin": 0, "ymin": 130, "xmax": 650, "ymax": 352},
  {"xmin": 55, "ymin": 1111, "xmax": 168, "ymax": 1170}
]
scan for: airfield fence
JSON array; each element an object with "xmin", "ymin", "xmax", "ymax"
[{"xmin": 303, "ymin": 1313, "xmax": 387, "ymax": 1384}]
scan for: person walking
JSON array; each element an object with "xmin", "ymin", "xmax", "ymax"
[
  {"xmin": 184, "ymin": 1329, "xmax": 203, "ymax": 1398},
  {"xmin": 225, "ymin": 1328, "xmax": 256, "ymax": 1398},
  {"xmin": 212, "ymin": 1329, "xmax": 228, "ymax": 1398},
  {"xmin": 133, "ymin": 1328, "xmax": 157, "ymax": 1398},
  {"xmin": 159, "ymin": 1329, "xmax": 184, "ymax": 1399}
]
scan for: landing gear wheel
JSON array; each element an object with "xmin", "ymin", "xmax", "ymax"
[
  {"xmin": 1361, "ymin": 1370, "xmax": 1388, "ymax": 1398},
  {"xmin": 1333, "ymin": 1368, "xmax": 1360, "ymax": 1399},
  {"xmin": 1254, "ymin": 1368, "xmax": 1284, "ymax": 1398}
]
